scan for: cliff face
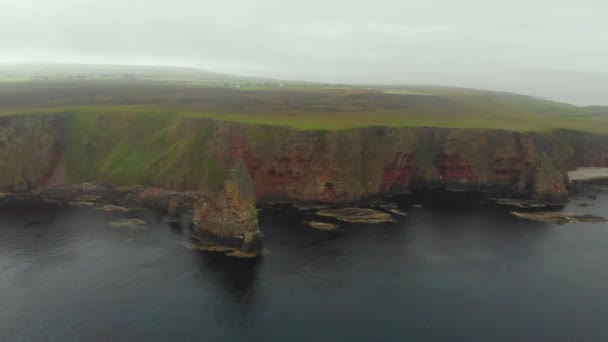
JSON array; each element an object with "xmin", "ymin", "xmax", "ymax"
[
  {"xmin": 558, "ymin": 130, "xmax": 608, "ymax": 167},
  {"xmin": 0, "ymin": 114, "xmax": 605, "ymax": 204},
  {"xmin": 0, "ymin": 115, "xmax": 64, "ymax": 192},
  {"xmin": 207, "ymin": 123, "xmax": 572, "ymax": 203}
]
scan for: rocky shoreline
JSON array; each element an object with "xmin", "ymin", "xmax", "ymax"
[
  {"xmin": 0, "ymin": 171, "xmax": 603, "ymax": 215},
  {"xmin": 0, "ymin": 168, "xmax": 607, "ymax": 258},
  {"xmin": 0, "ymin": 183, "xmax": 200, "ymax": 211}
]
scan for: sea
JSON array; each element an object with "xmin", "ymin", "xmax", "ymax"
[{"xmin": 1, "ymin": 190, "xmax": 608, "ymax": 341}]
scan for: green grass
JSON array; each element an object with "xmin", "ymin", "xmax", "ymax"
[
  {"xmin": 5, "ymin": 101, "xmax": 608, "ymax": 134},
  {"xmin": 63, "ymin": 109, "xmax": 226, "ymax": 189},
  {"xmin": 0, "ymin": 79, "xmax": 607, "ymax": 133}
]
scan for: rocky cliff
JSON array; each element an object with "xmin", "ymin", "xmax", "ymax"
[
  {"xmin": 191, "ymin": 159, "xmax": 263, "ymax": 257},
  {"xmin": 202, "ymin": 123, "xmax": 574, "ymax": 203},
  {"xmin": 0, "ymin": 113, "xmax": 606, "ymax": 205},
  {"xmin": 557, "ymin": 130, "xmax": 608, "ymax": 167},
  {"xmin": 0, "ymin": 115, "xmax": 64, "ymax": 192}
]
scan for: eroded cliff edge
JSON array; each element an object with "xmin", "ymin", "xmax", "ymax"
[{"xmin": 1, "ymin": 113, "xmax": 607, "ymax": 205}]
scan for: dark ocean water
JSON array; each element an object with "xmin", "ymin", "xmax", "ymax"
[{"xmin": 2, "ymin": 192, "xmax": 608, "ymax": 342}]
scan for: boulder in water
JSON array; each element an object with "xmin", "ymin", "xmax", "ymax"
[{"xmin": 316, "ymin": 207, "xmax": 395, "ymax": 224}]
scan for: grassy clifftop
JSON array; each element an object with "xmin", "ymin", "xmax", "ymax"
[{"xmin": 1, "ymin": 80, "xmax": 607, "ymax": 133}]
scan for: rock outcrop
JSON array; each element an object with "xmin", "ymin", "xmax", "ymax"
[
  {"xmin": 316, "ymin": 207, "xmax": 395, "ymax": 224},
  {"xmin": 191, "ymin": 159, "xmax": 263, "ymax": 257}
]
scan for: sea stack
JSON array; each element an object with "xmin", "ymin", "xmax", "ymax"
[{"xmin": 191, "ymin": 159, "xmax": 263, "ymax": 258}]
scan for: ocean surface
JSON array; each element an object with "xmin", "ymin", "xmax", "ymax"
[{"xmin": 2, "ymin": 191, "xmax": 608, "ymax": 342}]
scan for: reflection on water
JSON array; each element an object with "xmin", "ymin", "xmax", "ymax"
[
  {"xmin": 1, "ymin": 192, "xmax": 608, "ymax": 341},
  {"xmin": 195, "ymin": 252, "xmax": 261, "ymax": 306}
]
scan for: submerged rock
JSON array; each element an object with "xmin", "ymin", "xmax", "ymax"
[
  {"xmin": 488, "ymin": 198, "xmax": 551, "ymax": 209},
  {"xmin": 109, "ymin": 218, "xmax": 147, "ymax": 229},
  {"xmin": 388, "ymin": 208, "xmax": 408, "ymax": 217},
  {"xmin": 69, "ymin": 201, "xmax": 95, "ymax": 207},
  {"xmin": 316, "ymin": 207, "xmax": 395, "ymax": 224},
  {"xmin": 191, "ymin": 159, "xmax": 263, "ymax": 258},
  {"xmin": 292, "ymin": 203, "xmax": 332, "ymax": 211},
  {"xmin": 96, "ymin": 204, "xmax": 134, "ymax": 212},
  {"xmin": 199, "ymin": 245, "xmax": 264, "ymax": 258},
  {"xmin": 510, "ymin": 211, "xmax": 607, "ymax": 225},
  {"xmin": 74, "ymin": 194, "xmax": 105, "ymax": 202},
  {"xmin": 303, "ymin": 221, "xmax": 340, "ymax": 231},
  {"xmin": 372, "ymin": 202, "xmax": 399, "ymax": 210}
]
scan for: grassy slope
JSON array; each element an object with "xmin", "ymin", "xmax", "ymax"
[
  {"xmin": 0, "ymin": 65, "xmax": 606, "ymax": 133},
  {"xmin": 63, "ymin": 110, "xmax": 225, "ymax": 188},
  {"xmin": 3, "ymin": 88, "xmax": 607, "ymax": 132},
  {"xmin": 0, "ymin": 81, "xmax": 608, "ymax": 133}
]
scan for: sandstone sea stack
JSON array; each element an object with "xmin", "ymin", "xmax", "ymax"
[{"xmin": 191, "ymin": 159, "xmax": 263, "ymax": 258}]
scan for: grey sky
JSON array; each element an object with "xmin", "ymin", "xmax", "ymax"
[{"xmin": 1, "ymin": 0, "xmax": 608, "ymax": 105}]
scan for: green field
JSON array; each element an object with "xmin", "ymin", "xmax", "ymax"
[{"xmin": 0, "ymin": 64, "xmax": 607, "ymax": 133}]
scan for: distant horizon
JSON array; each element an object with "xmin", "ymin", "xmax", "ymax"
[{"xmin": 4, "ymin": 0, "xmax": 608, "ymax": 105}]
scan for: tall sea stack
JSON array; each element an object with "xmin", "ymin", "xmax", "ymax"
[{"xmin": 191, "ymin": 159, "xmax": 263, "ymax": 258}]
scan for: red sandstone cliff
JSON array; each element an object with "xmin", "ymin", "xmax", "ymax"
[
  {"xmin": 0, "ymin": 114, "xmax": 606, "ymax": 204},
  {"xmin": 204, "ymin": 123, "xmax": 575, "ymax": 203}
]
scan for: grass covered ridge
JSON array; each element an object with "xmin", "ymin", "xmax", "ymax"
[{"xmin": 1, "ymin": 81, "xmax": 607, "ymax": 133}]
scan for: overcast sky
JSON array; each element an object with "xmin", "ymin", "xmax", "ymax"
[{"xmin": 1, "ymin": 0, "xmax": 608, "ymax": 105}]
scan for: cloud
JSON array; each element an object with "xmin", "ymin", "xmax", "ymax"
[{"xmin": 1, "ymin": 0, "xmax": 607, "ymax": 104}]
